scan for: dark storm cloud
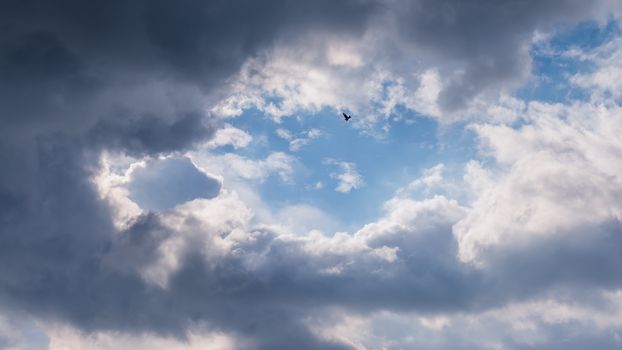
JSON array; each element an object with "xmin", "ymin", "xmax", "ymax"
[
  {"xmin": 1, "ymin": 0, "xmax": 621, "ymax": 349},
  {"xmin": 88, "ymin": 112, "xmax": 216, "ymax": 156},
  {"xmin": 0, "ymin": 0, "xmax": 380, "ymax": 348},
  {"xmin": 0, "ymin": 0, "xmax": 378, "ymax": 140},
  {"xmin": 0, "ymin": 29, "xmax": 99, "ymax": 132},
  {"xmin": 0, "ymin": 0, "xmax": 377, "ymax": 84}
]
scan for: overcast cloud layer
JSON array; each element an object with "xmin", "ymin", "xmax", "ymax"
[{"xmin": 1, "ymin": 1, "xmax": 622, "ymax": 349}]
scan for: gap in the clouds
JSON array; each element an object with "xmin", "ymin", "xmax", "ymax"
[
  {"xmin": 227, "ymin": 107, "xmax": 478, "ymax": 231},
  {"xmin": 128, "ymin": 157, "xmax": 221, "ymax": 211},
  {"xmin": 518, "ymin": 19, "xmax": 620, "ymax": 103}
]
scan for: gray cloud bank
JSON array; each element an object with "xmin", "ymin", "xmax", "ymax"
[
  {"xmin": 394, "ymin": 0, "xmax": 614, "ymax": 110},
  {"xmin": 1, "ymin": 1, "xmax": 622, "ymax": 349}
]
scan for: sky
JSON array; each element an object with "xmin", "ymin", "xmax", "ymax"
[{"xmin": 1, "ymin": 1, "xmax": 622, "ymax": 349}]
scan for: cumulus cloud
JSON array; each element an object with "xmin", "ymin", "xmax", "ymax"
[
  {"xmin": 3, "ymin": 108, "xmax": 622, "ymax": 349},
  {"xmin": 266, "ymin": 205, "xmax": 336, "ymax": 236},
  {"xmin": 401, "ymin": 163, "xmax": 446, "ymax": 194},
  {"xmin": 0, "ymin": 128, "xmax": 471, "ymax": 348},
  {"xmin": 204, "ymin": 124, "xmax": 252, "ymax": 150},
  {"xmin": 455, "ymin": 101, "xmax": 622, "ymax": 263},
  {"xmin": 213, "ymin": 0, "xmax": 618, "ymax": 124}
]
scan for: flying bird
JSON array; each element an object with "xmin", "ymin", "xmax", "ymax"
[{"xmin": 342, "ymin": 112, "xmax": 352, "ymax": 122}]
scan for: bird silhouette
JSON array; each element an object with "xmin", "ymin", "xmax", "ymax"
[{"xmin": 342, "ymin": 112, "xmax": 352, "ymax": 122}]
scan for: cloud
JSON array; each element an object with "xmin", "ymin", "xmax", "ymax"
[
  {"xmin": 324, "ymin": 159, "xmax": 365, "ymax": 193},
  {"xmin": 276, "ymin": 127, "xmax": 324, "ymax": 151},
  {"xmin": 403, "ymin": 163, "xmax": 445, "ymax": 192},
  {"xmin": 0, "ymin": 0, "xmax": 378, "ymax": 347},
  {"xmin": 318, "ymin": 291, "xmax": 622, "ymax": 350},
  {"xmin": 213, "ymin": 0, "xmax": 619, "ymax": 123},
  {"xmin": 46, "ymin": 326, "xmax": 237, "ymax": 350},
  {"xmin": 2, "ymin": 125, "xmax": 622, "ymax": 349},
  {"xmin": 204, "ymin": 124, "xmax": 252, "ymax": 150},
  {"xmin": 0, "ymin": 0, "xmax": 379, "ymax": 149},
  {"xmin": 454, "ymin": 100, "xmax": 622, "ymax": 263},
  {"xmin": 191, "ymin": 151, "xmax": 296, "ymax": 184},
  {"xmin": 392, "ymin": 0, "xmax": 614, "ymax": 111},
  {"xmin": 88, "ymin": 112, "xmax": 218, "ymax": 156},
  {"xmin": 0, "ymin": 313, "xmax": 47, "ymax": 350},
  {"xmin": 2, "ymin": 1, "xmax": 622, "ymax": 349},
  {"xmin": 273, "ymin": 204, "xmax": 337, "ymax": 235},
  {"xmin": 275, "ymin": 128, "xmax": 293, "ymax": 140},
  {"xmin": 0, "ymin": 133, "xmax": 473, "ymax": 347},
  {"xmin": 570, "ymin": 37, "xmax": 622, "ymax": 100}
]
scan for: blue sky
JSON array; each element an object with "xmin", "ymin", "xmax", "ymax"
[
  {"xmin": 2, "ymin": 1, "xmax": 622, "ymax": 349},
  {"xmin": 205, "ymin": 20, "xmax": 622, "ymax": 231},
  {"xmin": 221, "ymin": 107, "xmax": 455, "ymax": 228}
]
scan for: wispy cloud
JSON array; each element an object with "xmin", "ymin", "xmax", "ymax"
[
  {"xmin": 276, "ymin": 127, "xmax": 324, "ymax": 151},
  {"xmin": 324, "ymin": 159, "xmax": 365, "ymax": 193}
]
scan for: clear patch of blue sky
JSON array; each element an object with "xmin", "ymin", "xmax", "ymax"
[
  {"xmin": 227, "ymin": 108, "xmax": 477, "ymax": 230},
  {"xmin": 129, "ymin": 157, "xmax": 221, "ymax": 211}
]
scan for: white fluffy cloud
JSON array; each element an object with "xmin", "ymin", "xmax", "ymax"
[
  {"xmin": 205, "ymin": 124, "xmax": 252, "ymax": 149},
  {"xmin": 211, "ymin": 31, "xmax": 440, "ymax": 125},
  {"xmin": 455, "ymin": 100, "xmax": 622, "ymax": 263}
]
